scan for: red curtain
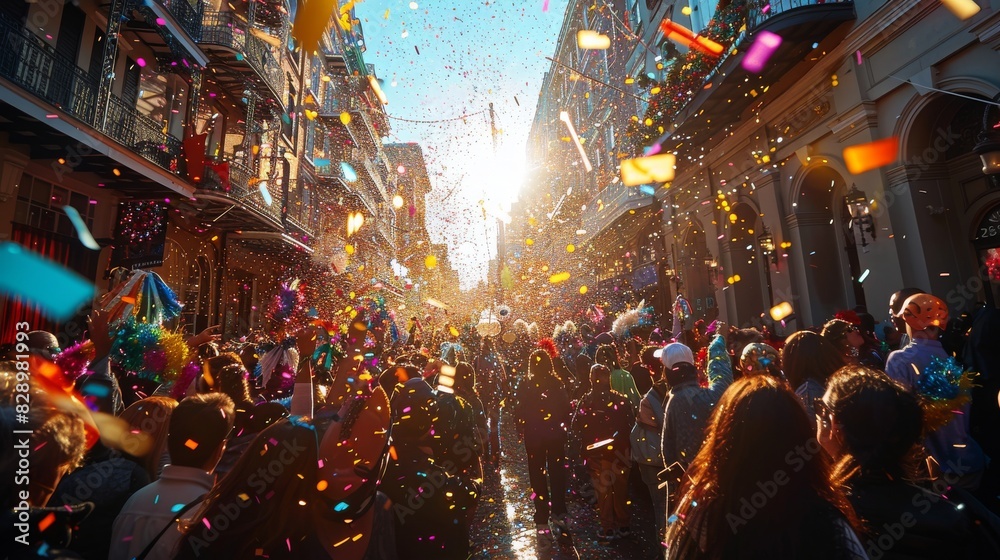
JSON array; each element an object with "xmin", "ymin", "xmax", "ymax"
[{"xmin": 0, "ymin": 225, "xmax": 71, "ymax": 344}]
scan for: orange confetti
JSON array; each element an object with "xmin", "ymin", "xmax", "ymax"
[
  {"xmin": 184, "ymin": 439, "xmax": 199, "ymax": 450},
  {"xmin": 38, "ymin": 512, "xmax": 56, "ymax": 532},
  {"xmin": 843, "ymin": 137, "xmax": 899, "ymax": 174},
  {"xmin": 660, "ymin": 19, "xmax": 723, "ymax": 57}
]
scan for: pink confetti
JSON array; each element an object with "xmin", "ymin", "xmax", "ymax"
[
  {"xmin": 543, "ymin": 0, "xmax": 549, "ymax": 11},
  {"xmin": 742, "ymin": 31, "xmax": 782, "ymax": 73},
  {"xmin": 855, "ymin": 50, "xmax": 863, "ymax": 65}
]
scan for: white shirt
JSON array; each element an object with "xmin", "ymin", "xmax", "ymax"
[{"xmin": 108, "ymin": 465, "xmax": 214, "ymax": 560}]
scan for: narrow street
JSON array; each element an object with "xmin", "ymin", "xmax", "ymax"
[{"xmin": 470, "ymin": 414, "xmax": 661, "ymax": 560}]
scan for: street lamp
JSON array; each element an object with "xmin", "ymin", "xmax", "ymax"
[
  {"xmin": 844, "ymin": 184, "xmax": 875, "ymax": 249},
  {"xmin": 973, "ymin": 94, "xmax": 1000, "ymax": 188}
]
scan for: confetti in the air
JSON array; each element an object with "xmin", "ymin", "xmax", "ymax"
[{"xmin": 843, "ymin": 137, "xmax": 899, "ymax": 174}]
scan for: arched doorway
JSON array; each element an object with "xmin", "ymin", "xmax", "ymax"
[
  {"xmin": 727, "ymin": 202, "xmax": 766, "ymax": 325},
  {"xmin": 897, "ymin": 90, "xmax": 997, "ymax": 310},
  {"xmin": 791, "ymin": 166, "xmax": 861, "ymax": 324}
]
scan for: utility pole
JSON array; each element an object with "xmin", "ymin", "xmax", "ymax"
[{"xmin": 488, "ymin": 102, "xmax": 506, "ymax": 304}]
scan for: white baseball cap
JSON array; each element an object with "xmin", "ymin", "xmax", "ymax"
[{"xmin": 653, "ymin": 343, "xmax": 695, "ymax": 369}]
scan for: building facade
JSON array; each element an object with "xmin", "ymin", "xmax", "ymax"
[
  {"xmin": 534, "ymin": 0, "xmax": 1000, "ymax": 333},
  {"xmin": 0, "ymin": 0, "xmax": 396, "ymax": 341}
]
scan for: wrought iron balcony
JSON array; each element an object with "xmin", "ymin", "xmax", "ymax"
[
  {"xmin": 199, "ymin": 11, "xmax": 283, "ymax": 104},
  {"xmin": 285, "ymin": 215, "xmax": 315, "ymax": 239},
  {"xmin": 580, "ymin": 181, "xmax": 657, "ymax": 246},
  {"xmin": 315, "ymin": 163, "xmax": 377, "ymax": 216},
  {"xmin": 0, "ymin": 17, "xmax": 183, "ymax": 176},
  {"xmin": 194, "ymin": 158, "xmax": 283, "ymax": 229},
  {"xmin": 644, "ymin": 0, "xmax": 854, "ymax": 151}
]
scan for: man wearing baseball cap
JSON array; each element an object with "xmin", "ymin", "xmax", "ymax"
[{"xmin": 886, "ymin": 293, "xmax": 986, "ymax": 489}]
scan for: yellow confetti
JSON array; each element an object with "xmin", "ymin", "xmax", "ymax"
[
  {"xmin": 769, "ymin": 302, "xmax": 793, "ymax": 321},
  {"xmin": 449, "ymin": 325, "xmax": 460, "ymax": 337},
  {"xmin": 340, "ymin": 112, "xmax": 351, "ymax": 125},
  {"xmin": 566, "ymin": 244, "xmax": 575, "ymax": 253},
  {"xmin": 525, "ymin": 238, "xmax": 534, "ymax": 246},
  {"xmin": 579, "ymin": 285, "xmax": 588, "ymax": 294},
  {"xmin": 345, "ymin": 244, "xmax": 354, "ymax": 255},
  {"xmin": 383, "ymin": 8, "xmax": 390, "ymax": 19},
  {"xmin": 549, "ymin": 272, "xmax": 571, "ymax": 284},
  {"xmin": 425, "ymin": 255, "xmax": 437, "ymax": 269}
]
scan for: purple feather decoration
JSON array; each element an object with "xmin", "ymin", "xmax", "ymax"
[
  {"xmin": 270, "ymin": 281, "xmax": 304, "ymax": 323},
  {"xmin": 171, "ymin": 360, "xmax": 202, "ymax": 400}
]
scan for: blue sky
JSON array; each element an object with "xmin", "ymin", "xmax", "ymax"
[{"xmin": 355, "ymin": 0, "xmax": 570, "ymax": 290}]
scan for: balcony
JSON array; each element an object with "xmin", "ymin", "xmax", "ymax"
[
  {"xmin": 580, "ymin": 181, "xmax": 657, "ymax": 246},
  {"xmin": 0, "ymin": 18, "xmax": 190, "ymax": 196},
  {"xmin": 645, "ymin": 0, "xmax": 854, "ymax": 152},
  {"xmin": 131, "ymin": 0, "xmax": 208, "ymax": 67},
  {"xmin": 316, "ymin": 164, "xmax": 377, "ymax": 216},
  {"xmin": 285, "ymin": 215, "xmax": 315, "ymax": 240},
  {"xmin": 199, "ymin": 11, "xmax": 283, "ymax": 106},
  {"xmin": 192, "ymin": 158, "xmax": 282, "ymax": 230}
]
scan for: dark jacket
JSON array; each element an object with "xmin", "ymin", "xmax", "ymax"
[
  {"xmin": 571, "ymin": 388, "xmax": 634, "ymax": 462},
  {"xmin": 849, "ymin": 475, "xmax": 1000, "ymax": 559},
  {"xmin": 514, "ymin": 374, "xmax": 572, "ymax": 443}
]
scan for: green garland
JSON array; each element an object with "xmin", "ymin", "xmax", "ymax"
[{"xmin": 634, "ymin": 0, "xmax": 754, "ymax": 145}]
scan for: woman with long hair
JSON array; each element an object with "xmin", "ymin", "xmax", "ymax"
[
  {"xmin": 171, "ymin": 418, "xmax": 319, "ymax": 560},
  {"xmin": 782, "ymin": 331, "xmax": 846, "ymax": 429},
  {"xmin": 820, "ymin": 366, "xmax": 1000, "ymax": 558},
  {"xmin": 594, "ymin": 344, "xmax": 641, "ymax": 411},
  {"xmin": 666, "ymin": 375, "xmax": 866, "ymax": 559},
  {"xmin": 515, "ymin": 349, "xmax": 572, "ymax": 537}
]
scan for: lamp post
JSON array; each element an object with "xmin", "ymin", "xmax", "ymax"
[
  {"xmin": 844, "ymin": 184, "xmax": 875, "ymax": 251},
  {"xmin": 758, "ymin": 226, "xmax": 775, "ymax": 308},
  {"xmin": 973, "ymin": 94, "xmax": 1000, "ymax": 189}
]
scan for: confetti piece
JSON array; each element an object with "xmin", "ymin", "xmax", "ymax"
[
  {"xmin": 579, "ymin": 285, "xmax": 588, "ymax": 294},
  {"xmin": 184, "ymin": 439, "xmax": 199, "ymax": 450},
  {"xmin": 843, "ymin": 137, "xmax": 899, "ymax": 174},
  {"xmin": 62, "ymin": 206, "xmax": 100, "ymax": 250},
  {"xmin": 742, "ymin": 31, "xmax": 782, "ymax": 73},
  {"xmin": 858, "ymin": 268, "xmax": 871, "ymax": 283},
  {"xmin": 425, "ymin": 254, "xmax": 438, "ymax": 269},
  {"xmin": 259, "ymin": 182, "xmax": 273, "ymax": 206},
  {"xmin": 559, "ymin": 111, "xmax": 592, "ymax": 172},
  {"xmin": 620, "ymin": 153, "xmax": 676, "ymax": 186},
  {"xmin": 940, "ymin": 0, "xmax": 981, "ymax": 19},
  {"xmin": 576, "ymin": 30, "xmax": 610, "ymax": 50},
  {"xmin": 0, "ymin": 242, "xmax": 94, "ymax": 321},
  {"xmin": 855, "ymin": 50, "xmax": 863, "ymax": 65},
  {"xmin": 341, "ymin": 162, "xmax": 358, "ymax": 182},
  {"xmin": 448, "ymin": 325, "xmax": 460, "ymax": 337},
  {"xmin": 368, "ymin": 75, "xmax": 389, "ymax": 105},
  {"xmin": 660, "ymin": 19, "xmax": 723, "ymax": 57},
  {"xmin": 543, "ymin": 0, "xmax": 549, "ymax": 12},
  {"xmin": 769, "ymin": 302, "xmax": 793, "ymax": 321},
  {"xmin": 549, "ymin": 272, "xmax": 571, "ymax": 284},
  {"xmin": 38, "ymin": 512, "xmax": 56, "ymax": 532},
  {"xmin": 339, "ymin": 112, "xmax": 351, "ymax": 125},
  {"xmin": 566, "ymin": 244, "xmax": 575, "ymax": 253},
  {"xmin": 586, "ymin": 438, "xmax": 615, "ymax": 450}
]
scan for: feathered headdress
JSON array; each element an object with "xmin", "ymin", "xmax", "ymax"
[
  {"xmin": 537, "ymin": 338, "xmax": 559, "ymax": 360},
  {"xmin": 612, "ymin": 299, "xmax": 647, "ymax": 339},
  {"xmin": 553, "ymin": 320, "xmax": 579, "ymax": 351},
  {"xmin": 269, "ymin": 279, "xmax": 304, "ymax": 324}
]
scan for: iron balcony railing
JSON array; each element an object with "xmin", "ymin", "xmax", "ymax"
[
  {"xmin": 199, "ymin": 11, "xmax": 283, "ymax": 101},
  {"xmin": 226, "ymin": 159, "xmax": 282, "ymax": 223},
  {"xmin": 0, "ymin": 17, "xmax": 184, "ymax": 175},
  {"xmin": 285, "ymin": 215, "xmax": 315, "ymax": 239},
  {"xmin": 154, "ymin": 0, "xmax": 203, "ymax": 41},
  {"xmin": 581, "ymin": 181, "xmax": 656, "ymax": 241}
]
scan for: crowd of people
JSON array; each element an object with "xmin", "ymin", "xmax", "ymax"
[{"xmin": 4, "ymin": 283, "xmax": 1000, "ymax": 559}]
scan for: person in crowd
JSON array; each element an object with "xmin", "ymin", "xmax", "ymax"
[
  {"xmin": 451, "ymin": 361, "xmax": 488, "ymax": 460},
  {"xmin": 782, "ymin": 331, "xmax": 845, "ymax": 429},
  {"xmin": 659, "ymin": 326, "xmax": 732, "ymax": 480},
  {"xmin": 573, "ymin": 364, "xmax": 635, "ymax": 543},
  {"xmin": 886, "ymin": 293, "xmax": 987, "ymax": 489},
  {"xmin": 738, "ymin": 342, "xmax": 782, "ymax": 378},
  {"xmin": 819, "ymin": 366, "xmax": 1000, "ymax": 558},
  {"xmin": 109, "ymin": 393, "xmax": 235, "ymax": 560},
  {"xmin": 665, "ymin": 375, "xmax": 867, "ymax": 559},
  {"xmin": 48, "ymin": 421, "xmax": 150, "ymax": 559},
  {"xmin": 629, "ymin": 345, "xmax": 658, "ymax": 396},
  {"xmin": 170, "ymin": 418, "xmax": 319, "ymax": 560},
  {"xmin": 822, "ymin": 319, "xmax": 866, "ymax": 365},
  {"xmin": 595, "ymin": 344, "xmax": 642, "ymax": 411},
  {"xmin": 888, "ymin": 287, "xmax": 924, "ymax": 351},
  {"xmin": 855, "ymin": 312, "xmax": 887, "ymax": 369},
  {"xmin": 383, "ymin": 375, "xmax": 481, "ymax": 559},
  {"xmin": 728, "ymin": 327, "xmax": 764, "ymax": 368},
  {"xmin": 631, "ymin": 357, "xmax": 669, "ymax": 543},
  {"xmin": 475, "ymin": 338, "xmax": 508, "ymax": 462},
  {"xmin": 117, "ymin": 396, "xmax": 177, "ymax": 481},
  {"xmin": 435, "ymin": 362, "xmax": 485, "ymax": 475},
  {"xmin": 515, "ymin": 349, "xmax": 572, "ymax": 537}
]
